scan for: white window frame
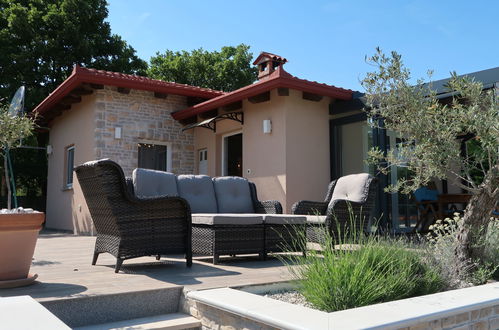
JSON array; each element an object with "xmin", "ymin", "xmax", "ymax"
[
  {"xmin": 65, "ymin": 145, "xmax": 75, "ymax": 189},
  {"xmin": 137, "ymin": 139, "xmax": 172, "ymax": 172},
  {"xmin": 221, "ymin": 130, "xmax": 242, "ymax": 176}
]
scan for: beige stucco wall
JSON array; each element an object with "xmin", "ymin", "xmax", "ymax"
[
  {"xmin": 241, "ymin": 89, "xmax": 288, "ymax": 209},
  {"xmin": 193, "ymin": 88, "xmax": 331, "ymax": 212},
  {"xmin": 284, "ymin": 89, "xmax": 331, "ymax": 212},
  {"xmin": 46, "ymin": 95, "xmax": 96, "ymax": 233}
]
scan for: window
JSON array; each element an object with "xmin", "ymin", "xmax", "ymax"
[
  {"xmin": 138, "ymin": 143, "xmax": 170, "ymax": 171},
  {"xmin": 198, "ymin": 148, "xmax": 208, "ymax": 175},
  {"xmin": 65, "ymin": 145, "xmax": 75, "ymax": 189}
]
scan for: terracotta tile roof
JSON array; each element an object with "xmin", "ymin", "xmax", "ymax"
[
  {"xmin": 33, "ymin": 66, "xmax": 224, "ymax": 121},
  {"xmin": 172, "ymin": 66, "xmax": 353, "ymax": 120},
  {"xmin": 76, "ymin": 67, "xmax": 225, "ymax": 96}
]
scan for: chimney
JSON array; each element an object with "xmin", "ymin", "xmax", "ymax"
[{"xmin": 252, "ymin": 52, "xmax": 287, "ymax": 80}]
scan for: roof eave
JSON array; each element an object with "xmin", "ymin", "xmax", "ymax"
[
  {"xmin": 33, "ymin": 67, "xmax": 224, "ymax": 116},
  {"xmin": 33, "ymin": 69, "xmax": 80, "ymax": 115},
  {"xmin": 172, "ymin": 77, "xmax": 352, "ymax": 120}
]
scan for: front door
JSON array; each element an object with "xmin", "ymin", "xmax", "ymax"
[{"xmin": 223, "ymin": 133, "xmax": 242, "ymax": 177}]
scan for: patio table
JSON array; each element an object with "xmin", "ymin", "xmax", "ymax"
[{"xmin": 437, "ymin": 194, "xmax": 471, "ymax": 220}]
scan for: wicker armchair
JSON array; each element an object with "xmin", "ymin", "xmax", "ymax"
[
  {"xmin": 74, "ymin": 159, "xmax": 192, "ymax": 273},
  {"xmin": 292, "ymin": 175, "xmax": 377, "ymax": 243},
  {"xmin": 291, "ymin": 180, "xmax": 337, "ymax": 216}
]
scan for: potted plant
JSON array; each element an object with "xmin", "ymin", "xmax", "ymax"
[{"xmin": 0, "ymin": 97, "xmax": 45, "ymax": 288}]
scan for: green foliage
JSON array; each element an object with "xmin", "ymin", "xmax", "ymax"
[
  {"xmin": 362, "ymin": 48, "xmax": 499, "ymax": 195},
  {"xmin": 0, "ymin": 104, "xmax": 34, "ymax": 148},
  {"xmin": 425, "ymin": 215, "xmax": 499, "ymax": 286},
  {"xmin": 0, "ymin": 103, "xmax": 36, "ymax": 208},
  {"xmin": 148, "ymin": 44, "xmax": 258, "ymax": 92},
  {"xmin": 283, "ymin": 225, "xmax": 444, "ymax": 312},
  {"xmin": 472, "ymin": 219, "xmax": 499, "ymax": 282},
  {"xmin": 0, "ymin": 0, "xmax": 147, "ymax": 110}
]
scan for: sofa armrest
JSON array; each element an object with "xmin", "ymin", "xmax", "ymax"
[
  {"xmin": 291, "ymin": 200, "xmax": 328, "ymax": 215},
  {"xmin": 254, "ymin": 200, "xmax": 283, "ymax": 214},
  {"xmin": 248, "ymin": 181, "xmax": 283, "ymax": 214}
]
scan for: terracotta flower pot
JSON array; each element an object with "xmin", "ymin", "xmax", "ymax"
[{"xmin": 0, "ymin": 212, "xmax": 45, "ymax": 282}]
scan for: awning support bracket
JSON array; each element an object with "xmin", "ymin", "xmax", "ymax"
[{"xmin": 181, "ymin": 111, "xmax": 244, "ymax": 132}]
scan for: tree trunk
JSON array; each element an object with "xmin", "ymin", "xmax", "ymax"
[
  {"xmin": 4, "ymin": 155, "xmax": 11, "ymax": 209},
  {"xmin": 455, "ymin": 167, "xmax": 499, "ymax": 268}
]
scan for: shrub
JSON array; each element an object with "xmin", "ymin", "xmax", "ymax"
[
  {"xmin": 481, "ymin": 219, "xmax": 499, "ymax": 280},
  {"xmin": 283, "ymin": 221, "xmax": 444, "ymax": 312},
  {"xmin": 425, "ymin": 214, "xmax": 499, "ymax": 287}
]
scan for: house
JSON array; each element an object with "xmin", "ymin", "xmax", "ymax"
[
  {"xmin": 33, "ymin": 51, "xmax": 499, "ymax": 234},
  {"xmin": 34, "ymin": 52, "xmax": 355, "ymax": 234}
]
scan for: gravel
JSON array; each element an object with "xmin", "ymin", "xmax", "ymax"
[{"xmin": 264, "ymin": 291, "xmax": 314, "ymax": 308}]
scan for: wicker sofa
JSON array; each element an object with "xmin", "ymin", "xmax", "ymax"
[
  {"xmin": 132, "ymin": 168, "xmax": 306, "ymax": 264},
  {"xmin": 292, "ymin": 173, "xmax": 377, "ymax": 244},
  {"xmin": 74, "ymin": 159, "xmax": 192, "ymax": 273}
]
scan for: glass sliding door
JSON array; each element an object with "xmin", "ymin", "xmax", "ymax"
[
  {"xmin": 331, "ymin": 115, "xmax": 417, "ymax": 232},
  {"xmin": 385, "ymin": 132, "xmax": 418, "ymax": 231}
]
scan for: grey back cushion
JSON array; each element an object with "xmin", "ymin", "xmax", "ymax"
[
  {"xmin": 213, "ymin": 177, "xmax": 255, "ymax": 213},
  {"xmin": 329, "ymin": 173, "xmax": 373, "ymax": 208},
  {"xmin": 177, "ymin": 175, "xmax": 218, "ymax": 213},
  {"xmin": 132, "ymin": 168, "xmax": 178, "ymax": 198}
]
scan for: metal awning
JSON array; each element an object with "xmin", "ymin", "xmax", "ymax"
[{"xmin": 181, "ymin": 111, "xmax": 244, "ymax": 132}]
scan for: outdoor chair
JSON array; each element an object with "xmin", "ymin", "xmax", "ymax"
[
  {"xmin": 292, "ymin": 173, "xmax": 377, "ymax": 244},
  {"xmin": 74, "ymin": 159, "xmax": 192, "ymax": 273},
  {"xmin": 413, "ymin": 185, "xmax": 439, "ymax": 232}
]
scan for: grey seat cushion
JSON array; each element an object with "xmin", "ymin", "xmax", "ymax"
[
  {"xmin": 132, "ymin": 168, "xmax": 178, "ymax": 198},
  {"xmin": 263, "ymin": 215, "xmax": 307, "ymax": 225},
  {"xmin": 329, "ymin": 173, "xmax": 373, "ymax": 208},
  {"xmin": 191, "ymin": 213, "xmax": 264, "ymax": 225},
  {"xmin": 305, "ymin": 215, "xmax": 327, "ymax": 224},
  {"xmin": 177, "ymin": 175, "xmax": 218, "ymax": 213},
  {"xmin": 213, "ymin": 177, "xmax": 254, "ymax": 213}
]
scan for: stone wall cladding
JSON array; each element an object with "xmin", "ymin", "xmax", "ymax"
[
  {"xmin": 93, "ymin": 86, "xmax": 195, "ymax": 176},
  {"xmin": 399, "ymin": 304, "xmax": 499, "ymax": 330},
  {"xmin": 182, "ymin": 297, "xmax": 278, "ymax": 330},
  {"xmin": 181, "ymin": 291, "xmax": 499, "ymax": 330}
]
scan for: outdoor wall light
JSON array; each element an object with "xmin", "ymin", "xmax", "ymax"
[
  {"xmin": 263, "ymin": 119, "xmax": 272, "ymax": 134},
  {"xmin": 46, "ymin": 145, "xmax": 53, "ymax": 155}
]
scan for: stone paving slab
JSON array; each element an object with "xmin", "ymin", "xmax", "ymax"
[{"xmin": 0, "ymin": 232, "xmax": 293, "ymax": 302}]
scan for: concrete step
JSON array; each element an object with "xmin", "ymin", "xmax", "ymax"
[
  {"xmin": 40, "ymin": 287, "xmax": 184, "ymax": 328},
  {"xmin": 74, "ymin": 313, "xmax": 201, "ymax": 330}
]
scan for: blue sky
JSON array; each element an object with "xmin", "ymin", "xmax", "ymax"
[{"xmin": 107, "ymin": 0, "xmax": 498, "ymax": 91}]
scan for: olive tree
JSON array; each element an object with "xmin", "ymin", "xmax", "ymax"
[
  {"xmin": 362, "ymin": 48, "xmax": 498, "ymax": 265},
  {"xmin": 0, "ymin": 104, "xmax": 34, "ymax": 209}
]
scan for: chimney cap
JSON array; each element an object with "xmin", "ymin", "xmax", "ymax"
[{"xmin": 252, "ymin": 52, "xmax": 288, "ymax": 65}]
